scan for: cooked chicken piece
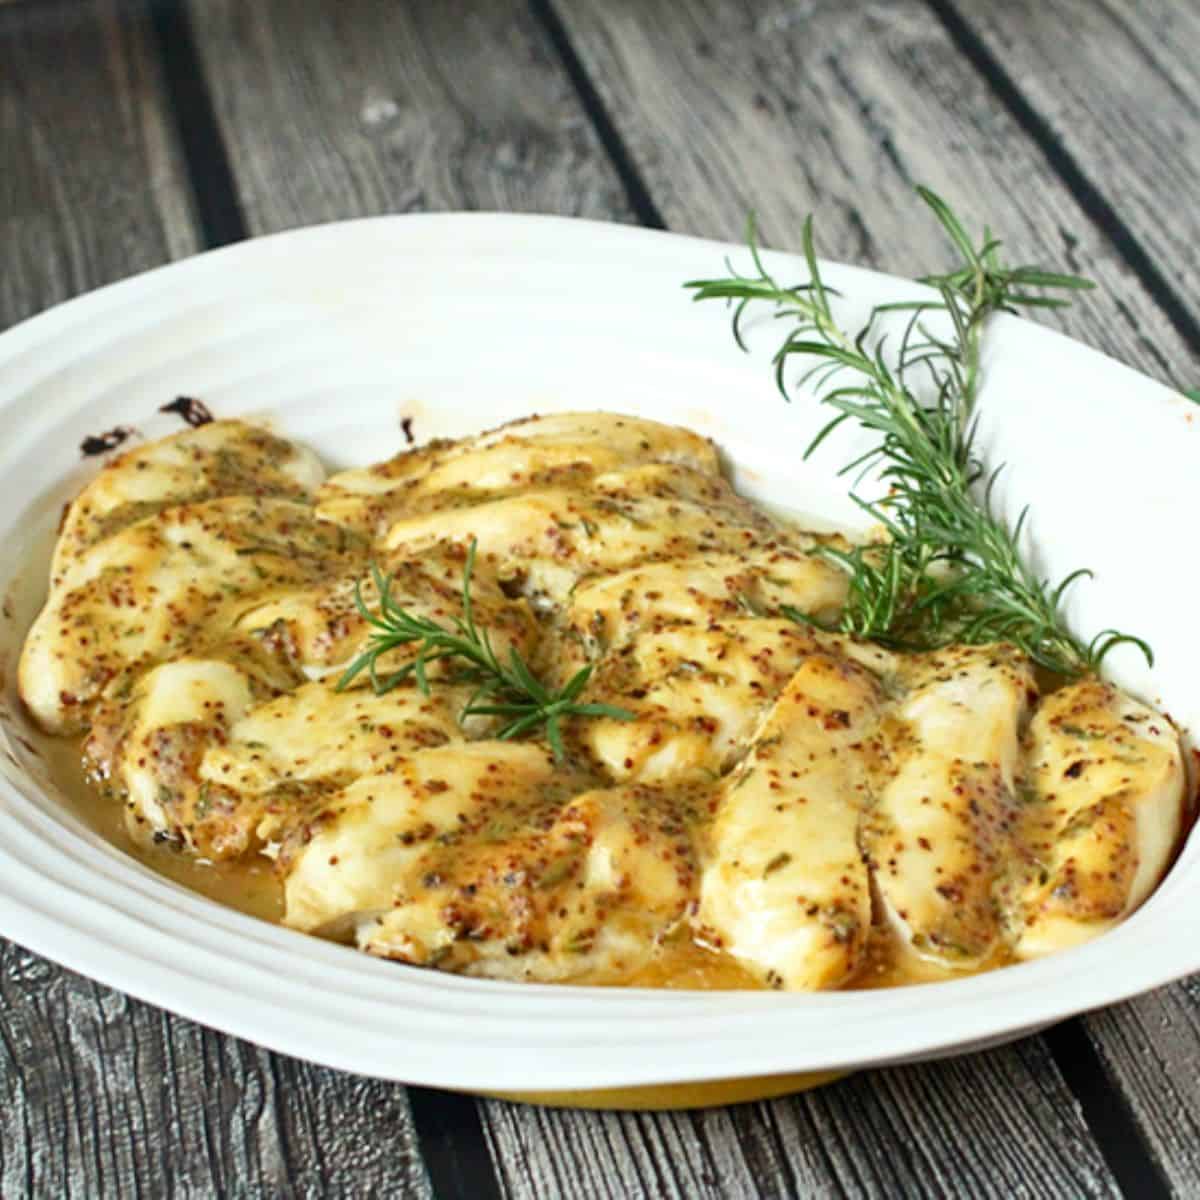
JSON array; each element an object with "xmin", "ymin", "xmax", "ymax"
[
  {"xmin": 864, "ymin": 645, "xmax": 1035, "ymax": 968},
  {"xmin": 384, "ymin": 463, "xmax": 790, "ymax": 608},
  {"xmin": 83, "ymin": 636, "xmax": 304, "ymax": 857},
  {"xmin": 578, "ymin": 619, "xmax": 824, "ymax": 783},
  {"xmin": 52, "ymin": 420, "xmax": 324, "ymax": 586},
  {"xmin": 20, "ymin": 497, "xmax": 360, "ymax": 734},
  {"xmin": 318, "ymin": 411, "xmax": 719, "ymax": 535},
  {"xmin": 280, "ymin": 742, "xmax": 701, "ymax": 981},
  {"xmin": 695, "ymin": 649, "xmax": 885, "ymax": 990},
  {"xmin": 560, "ymin": 548, "xmax": 848, "ymax": 662},
  {"xmin": 233, "ymin": 541, "xmax": 539, "ymax": 676},
  {"xmin": 230, "ymin": 572, "xmax": 365, "ymax": 675},
  {"xmin": 1011, "ymin": 679, "xmax": 1185, "ymax": 959},
  {"xmin": 204, "ymin": 680, "xmax": 462, "ymax": 833},
  {"xmin": 361, "ymin": 780, "xmax": 702, "ymax": 981},
  {"xmin": 91, "ymin": 657, "xmax": 465, "ymax": 859},
  {"xmin": 281, "ymin": 743, "xmax": 565, "ymax": 936}
]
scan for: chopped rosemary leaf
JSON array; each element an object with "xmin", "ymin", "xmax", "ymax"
[
  {"xmin": 686, "ymin": 186, "xmax": 1151, "ymax": 677},
  {"xmin": 336, "ymin": 540, "xmax": 635, "ymax": 759}
]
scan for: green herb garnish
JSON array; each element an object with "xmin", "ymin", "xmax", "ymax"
[
  {"xmin": 686, "ymin": 186, "xmax": 1150, "ymax": 676},
  {"xmin": 336, "ymin": 541, "xmax": 635, "ymax": 759}
]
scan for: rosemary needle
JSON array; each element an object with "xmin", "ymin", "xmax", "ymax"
[
  {"xmin": 686, "ymin": 186, "xmax": 1151, "ymax": 676},
  {"xmin": 336, "ymin": 541, "xmax": 635, "ymax": 759}
]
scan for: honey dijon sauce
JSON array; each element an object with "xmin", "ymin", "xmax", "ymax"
[
  {"xmin": 576, "ymin": 939, "xmax": 767, "ymax": 991},
  {"xmin": 590, "ymin": 928, "xmax": 1007, "ymax": 993}
]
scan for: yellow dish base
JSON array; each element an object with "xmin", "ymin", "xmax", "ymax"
[{"xmin": 481, "ymin": 1069, "xmax": 848, "ymax": 1111}]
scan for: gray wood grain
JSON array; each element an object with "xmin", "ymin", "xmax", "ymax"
[
  {"xmin": 0, "ymin": 4, "xmax": 435, "ymax": 1197},
  {"xmin": 0, "ymin": 942, "xmax": 432, "ymax": 1199},
  {"xmin": 551, "ymin": 0, "xmax": 1194, "ymax": 387},
  {"xmin": 0, "ymin": 0, "xmax": 197, "ymax": 329},
  {"xmin": 186, "ymin": 0, "xmax": 633, "ymax": 231},
  {"xmin": 482, "ymin": 1039, "xmax": 1118, "ymax": 1199},
  {"xmin": 1082, "ymin": 980, "xmax": 1200, "ymax": 1191},
  {"xmin": 946, "ymin": 0, "xmax": 1200, "ymax": 341}
]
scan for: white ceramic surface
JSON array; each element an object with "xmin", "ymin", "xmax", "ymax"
[{"xmin": 0, "ymin": 215, "xmax": 1197, "ymax": 1092}]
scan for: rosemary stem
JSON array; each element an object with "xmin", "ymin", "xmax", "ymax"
[{"xmin": 685, "ymin": 186, "xmax": 1150, "ymax": 676}]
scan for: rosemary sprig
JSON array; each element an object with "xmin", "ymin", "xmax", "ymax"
[
  {"xmin": 335, "ymin": 542, "xmax": 634, "ymax": 759},
  {"xmin": 686, "ymin": 186, "xmax": 1151, "ymax": 676}
]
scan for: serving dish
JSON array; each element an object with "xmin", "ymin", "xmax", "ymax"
[{"xmin": 0, "ymin": 214, "xmax": 1197, "ymax": 1105}]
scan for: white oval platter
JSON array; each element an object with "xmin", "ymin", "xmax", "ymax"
[{"xmin": 0, "ymin": 214, "xmax": 1197, "ymax": 1093}]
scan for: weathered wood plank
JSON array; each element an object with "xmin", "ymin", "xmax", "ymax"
[
  {"xmin": 0, "ymin": 0, "xmax": 198, "ymax": 328},
  {"xmin": 551, "ymin": 0, "xmax": 1194, "ymax": 387},
  {"xmin": 186, "ymin": 0, "xmax": 633, "ymax": 230},
  {"xmin": 944, "ymin": 0, "xmax": 1200, "ymax": 348},
  {"xmin": 482, "ymin": 1039, "xmax": 1119, "ymax": 1199},
  {"xmin": 0, "ymin": 5, "xmax": 436, "ymax": 1197},
  {"xmin": 1067, "ymin": 968, "xmax": 1200, "ymax": 1189},
  {"xmin": 0, "ymin": 941, "xmax": 432, "ymax": 1198}
]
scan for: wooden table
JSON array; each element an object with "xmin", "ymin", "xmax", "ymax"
[{"xmin": 2, "ymin": 1, "xmax": 1196, "ymax": 1195}]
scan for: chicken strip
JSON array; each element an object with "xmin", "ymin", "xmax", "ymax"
[
  {"xmin": 52, "ymin": 420, "xmax": 324, "ymax": 586},
  {"xmin": 280, "ymin": 743, "xmax": 700, "ymax": 981},
  {"xmin": 83, "ymin": 635, "xmax": 304, "ymax": 857},
  {"xmin": 317, "ymin": 411, "xmax": 719, "ymax": 535},
  {"xmin": 232, "ymin": 542, "xmax": 538, "ymax": 676},
  {"xmin": 20, "ymin": 497, "xmax": 361, "ymax": 734},
  {"xmin": 1012, "ymin": 678, "xmax": 1185, "ymax": 958},
  {"xmin": 578, "ymin": 619, "xmax": 824, "ymax": 784},
  {"xmin": 863, "ymin": 644, "xmax": 1035, "ymax": 968},
  {"xmin": 696, "ymin": 648, "xmax": 886, "ymax": 990},
  {"xmin": 561, "ymin": 548, "xmax": 847, "ymax": 662},
  {"xmin": 384, "ymin": 463, "xmax": 790, "ymax": 608}
]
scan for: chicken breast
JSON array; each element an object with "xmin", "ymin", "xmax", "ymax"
[
  {"xmin": 318, "ymin": 411, "xmax": 719, "ymax": 535},
  {"xmin": 202, "ymin": 680, "xmax": 460, "ymax": 801},
  {"xmin": 560, "ymin": 548, "xmax": 848, "ymax": 662},
  {"xmin": 384, "ymin": 463, "xmax": 791, "ymax": 608},
  {"xmin": 280, "ymin": 742, "xmax": 564, "ymax": 939},
  {"xmin": 281, "ymin": 741, "xmax": 702, "ymax": 981},
  {"xmin": 232, "ymin": 542, "xmax": 539, "ymax": 676},
  {"xmin": 1011, "ymin": 679, "xmax": 1185, "ymax": 959},
  {"xmin": 52, "ymin": 420, "xmax": 324, "ymax": 586},
  {"xmin": 695, "ymin": 648, "xmax": 885, "ymax": 990},
  {"xmin": 91, "ymin": 663, "xmax": 468, "ymax": 859},
  {"xmin": 83, "ymin": 636, "xmax": 305, "ymax": 857},
  {"xmin": 20, "ymin": 497, "xmax": 361, "ymax": 734},
  {"xmin": 578, "ymin": 619, "xmax": 825, "ymax": 783},
  {"xmin": 864, "ymin": 645, "xmax": 1035, "ymax": 968}
]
